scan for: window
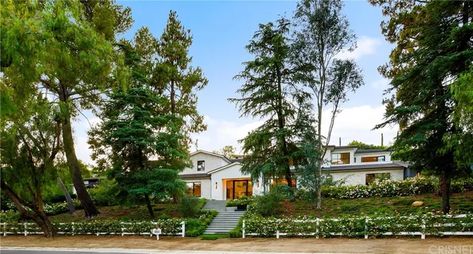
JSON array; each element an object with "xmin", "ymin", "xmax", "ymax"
[
  {"xmin": 361, "ymin": 156, "xmax": 386, "ymax": 163},
  {"xmin": 186, "ymin": 182, "xmax": 201, "ymax": 197},
  {"xmin": 365, "ymin": 173, "xmax": 390, "ymax": 185},
  {"xmin": 197, "ymin": 160, "xmax": 205, "ymax": 171},
  {"xmin": 331, "ymin": 153, "xmax": 350, "ymax": 164}
]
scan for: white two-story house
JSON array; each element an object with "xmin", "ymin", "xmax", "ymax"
[
  {"xmin": 321, "ymin": 146, "xmax": 414, "ymax": 185},
  {"xmin": 180, "ymin": 147, "xmax": 413, "ymax": 200}
]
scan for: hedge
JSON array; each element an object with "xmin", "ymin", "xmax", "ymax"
[
  {"xmin": 321, "ymin": 176, "xmax": 473, "ymax": 199},
  {"xmin": 0, "ymin": 219, "xmax": 184, "ymax": 236},
  {"xmin": 243, "ymin": 213, "xmax": 473, "ymax": 237}
]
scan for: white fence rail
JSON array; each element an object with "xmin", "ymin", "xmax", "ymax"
[
  {"xmin": 242, "ymin": 214, "xmax": 473, "ymax": 239},
  {"xmin": 0, "ymin": 221, "xmax": 185, "ymax": 237}
]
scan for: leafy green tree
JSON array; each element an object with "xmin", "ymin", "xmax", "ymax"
[
  {"xmin": 222, "ymin": 145, "xmax": 237, "ymax": 159},
  {"xmin": 231, "ymin": 18, "xmax": 302, "ymax": 187},
  {"xmin": 348, "ymin": 140, "xmax": 386, "ymax": 150},
  {"xmin": 157, "ymin": 11, "xmax": 208, "ymax": 136},
  {"xmin": 370, "ymin": 0, "xmax": 473, "ymax": 213},
  {"xmin": 0, "ymin": 84, "xmax": 61, "ymax": 237},
  {"xmin": 292, "ymin": 0, "xmax": 363, "ymax": 208},
  {"xmin": 1, "ymin": 0, "xmax": 132, "ymax": 217}
]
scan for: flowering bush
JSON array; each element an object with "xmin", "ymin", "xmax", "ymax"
[
  {"xmin": 44, "ymin": 200, "xmax": 81, "ymax": 215},
  {"xmin": 322, "ymin": 176, "xmax": 473, "ymax": 199},
  {"xmin": 243, "ymin": 213, "xmax": 473, "ymax": 237}
]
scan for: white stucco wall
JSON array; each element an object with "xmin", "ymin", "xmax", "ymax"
[
  {"xmin": 180, "ymin": 152, "xmax": 229, "ymax": 175},
  {"xmin": 327, "ymin": 168, "xmax": 404, "ymax": 186},
  {"xmin": 210, "ymin": 163, "xmax": 264, "ymax": 200},
  {"xmin": 183, "ymin": 179, "xmax": 211, "ymax": 199}
]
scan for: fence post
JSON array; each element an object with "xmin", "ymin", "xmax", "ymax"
[
  {"xmin": 242, "ymin": 220, "xmax": 246, "ymax": 239},
  {"xmin": 421, "ymin": 218, "xmax": 426, "ymax": 240},
  {"xmin": 181, "ymin": 221, "xmax": 185, "ymax": 237},
  {"xmin": 276, "ymin": 230, "xmax": 280, "ymax": 239},
  {"xmin": 121, "ymin": 222, "xmax": 124, "ymax": 236},
  {"xmin": 3, "ymin": 223, "xmax": 6, "ymax": 237},
  {"xmin": 316, "ymin": 218, "xmax": 320, "ymax": 239},
  {"xmin": 24, "ymin": 222, "xmax": 27, "ymax": 236},
  {"xmin": 72, "ymin": 222, "xmax": 75, "ymax": 236},
  {"xmin": 364, "ymin": 217, "xmax": 369, "ymax": 239}
]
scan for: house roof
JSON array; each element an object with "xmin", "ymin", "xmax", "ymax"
[
  {"xmin": 355, "ymin": 149, "xmax": 392, "ymax": 154},
  {"xmin": 206, "ymin": 161, "xmax": 241, "ymax": 174},
  {"xmin": 323, "ymin": 162, "xmax": 406, "ymax": 171},
  {"xmin": 179, "ymin": 173, "xmax": 211, "ymax": 180},
  {"xmin": 190, "ymin": 150, "xmax": 232, "ymax": 163}
]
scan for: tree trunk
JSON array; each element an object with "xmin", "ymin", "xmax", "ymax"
[
  {"xmin": 144, "ymin": 194, "xmax": 155, "ymax": 218},
  {"xmin": 1, "ymin": 181, "xmax": 55, "ymax": 237},
  {"xmin": 57, "ymin": 177, "xmax": 75, "ymax": 214},
  {"xmin": 62, "ymin": 113, "xmax": 99, "ymax": 217},
  {"xmin": 170, "ymin": 80, "xmax": 176, "ymax": 115},
  {"xmin": 275, "ymin": 69, "xmax": 293, "ymax": 188},
  {"xmin": 31, "ymin": 211, "xmax": 56, "ymax": 238},
  {"xmin": 315, "ymin": 96, "xmax": 323, "ymax": 209},
  {"xmin": 440, "ymin": 171, "xmax": 451, "ymax": 214}
]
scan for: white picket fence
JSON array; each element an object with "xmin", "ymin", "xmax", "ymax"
[
  {"xmin": 242, "ymin": 214, "xmax": 473, "ymax": 239},
  {"xmin": 0, "ymin": 221, "xmax": 185, "ymax": 237}
]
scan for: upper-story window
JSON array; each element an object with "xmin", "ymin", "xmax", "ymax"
[
  {"xmin": 361, "ymin": 155, "xmax": 386, "ymax": 163},
  {"xmin": 197, "ymin": 160, "xmax": 205, "ymax": 171},
  {"xmin": 331, "ymin": 153, "xmax": 350, "ymax": 165}
]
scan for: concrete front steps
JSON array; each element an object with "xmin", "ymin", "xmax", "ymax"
[{"xmin": 204, "ymin": 209, "xmax": 245, "ymax": 234}]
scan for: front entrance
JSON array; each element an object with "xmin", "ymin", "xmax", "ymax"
[{"xmin": 225, "ymin": 179, "xmax": 253, "ymax": 200}]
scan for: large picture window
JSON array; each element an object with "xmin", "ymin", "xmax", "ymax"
[
  {"xmin": 186, "ymin": 182, "xmax": 201, "ymax": 197},
  {"xmin": 361, "ymin": 155, "xmax": 386, "ymax": 163},
  {"xmin": 331, "ymin": 152, "xmax": 350, "ymax": 164}
]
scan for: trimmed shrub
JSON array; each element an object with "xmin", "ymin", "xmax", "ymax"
[
  {"xmin": 249, "ymin": 190, "xmax": 284, "ymax": 217},
  {"xmin": 178, "ymin": 196, "xmax": 202, "ymax": 218}
]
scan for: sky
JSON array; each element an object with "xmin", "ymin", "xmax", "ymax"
[{"xmin": 74, "ymin": 0, "xmax": 398, "ymax": 165}]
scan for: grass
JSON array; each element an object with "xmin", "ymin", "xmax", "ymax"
[
  {"xmin": 281, "ymin": 191, "xmax": 473, "ymax": 217},
  {"xmin": 200, "ymin": 234, "xmax": 228, "ymax": 240}
]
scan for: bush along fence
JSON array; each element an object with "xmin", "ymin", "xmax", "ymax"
[
  {"xmin": 320, "ymin": 176, "xmax": 473, "ymax": 199},
  {"xmin": 0, "ymin": 219, "xmax": 185, "ymax": 237},
  {"xmin": 241, "ymin": 214, "xmax": 473, "ymax": 239}
]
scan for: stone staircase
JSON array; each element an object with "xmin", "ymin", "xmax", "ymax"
[{"xmin": 203, "ymin": 200, "xmax": 245, "ymax": 234}]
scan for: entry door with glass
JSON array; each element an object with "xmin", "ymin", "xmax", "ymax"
[{"xmin": 226, "ymin": 179, "xmax": 252, "ymax": 199}]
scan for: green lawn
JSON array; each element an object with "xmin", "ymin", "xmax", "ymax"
[{"xmin": 281, "ymin": 191, "xmax": 473, "ymax": 217}]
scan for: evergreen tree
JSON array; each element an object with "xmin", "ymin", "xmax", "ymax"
[
  {"xmin": 370, "ymin": 0, "xmax": 473, "ymax": 213},
  {"xmin": 157, "ymin": 11, "xmax": 208, "ymax": 138},
  {"xmin": 90, "ymin": 31, "xmax": 189, "ymax": 218},
  {"xmin": 231, "ymin": 18, "xmax": 302, "ymax": 187}
]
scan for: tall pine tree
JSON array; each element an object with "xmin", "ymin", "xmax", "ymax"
[
  {"xmin": 371, "ymin": 0, "xmax": 473, "ymax": 213},
  {"xmin": 231, "ymin": 19, "xmax": 302, "ymax": 187}
]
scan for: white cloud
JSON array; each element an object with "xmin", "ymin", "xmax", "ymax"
[
  {"xmin": 337, "ymin": 36, "xmax": 382, "ymax": 60},
  {"xmin": 190, "ymin": 116, "xmax": 264, "ymax": 153},
  {"xmin": 322, "ymin": 105, "xmax": 398, "ymax": 147}
]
